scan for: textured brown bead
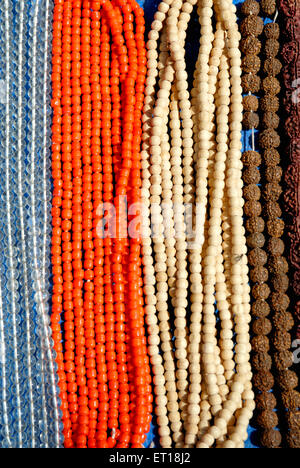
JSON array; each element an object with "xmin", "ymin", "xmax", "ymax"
[
  {"xmin": 241, "ymin": 36, "xmax": 261, "ymax": 55},
  {"xmin": 243, "ymin": 111, "xmax": 259, "ymax": 129},
  {"xmin": 262, "ymin": 112, "xmax": 280, "ymax": 129},
  {"xmin": 257, "ymin": 410, "xmax": 279, "ymax": 429},
  {"xmin": 252, "ymin": 317, "xmax": 272, "ymax": 335},
  {"xmin": 261, "ymin": 76, "xmax": 280, "ymax": 96},
  {"xmin": 243, "ymin": 166, "xmax": 260, "ymax": 184},
  {"xmin": 252, "ymin": 283, "xmax": 271, "ymax": 300},
  {"xmin": 242, "ymin": 54, "xmax": 261, "ymax": 74},
  {"xmin": 250, "ymin": 265, "xmax": 268, "ymax": 283},
  {"xmin": 242, "ymin": 73, "xmax": 261, "ymax": 93},
  {"xmin": 241, "ymin": 0, "xmax": 260, "ymax": 15},
  {"xmin": 263, "ymin": 183, "xmax": 282, "ymax": 202},
  {"xmin": 240, "ymin": 16, "xmax": 264, "ymax": 37},
  {"xmin": 264, "ymin": 39, "xmax": 279, "ymax": 58},
  {"xmin": 287, "ymin": 411, "xmax": 300, "ymax": 431},
  {"xmin": 267, "ymin": 218, "xmax": 285, "ymax": 238},
  {"xmin": 252, "ymin": 351, "xmax": 272, "ymax": 371},
  {"xmin": 263, "ymin": 57, "xmax": 282, "ymax": 76},
  {"xmin": 256, "ymin": 392, "xmax": 277, "ymax": 411},
  {"xmin": 253, "ymin": 370, "xmax": 274, "ymax": 391},
  {"xmin": 273, "ymin": 312, "xmax": 294, "ymax": 332},
  {"xmin": 265, "ymin": 165, "xmax": 282, "ymax": 182},
  {"xmin": 263, "ymin": 201, "xmax": 282, "ymax": 219},
  {"xmin": 246, "ymin": 216, "xmax": 265, "ymax": 233},
  {"xmin": 263, "ymin": 148, "xmax": 280, "ymax": 167},
  {"xmin": 244, "ymin": 200, "xmax": 262, "ymax": 217},
  {"xmin": 271, "ymin": 274, "xmax": 289, "ymax": 293},
  {"xmin": 268, "ymin": 255, "xmax": 288, "ymax": 275},
  {"xmin": 243, "ymin": 184, "xmax": 261, "ymax": 201},
  {"xmin": 281, "ymin": 390, "xmax": 300, "ymax": 411},
  {"xmin": 261, "ymin": 0, "xmax": 276, "ymax": 15},
  {"xmin": 252, "ymin": 299, "xmax": 270, "ymax": 318},
  {"xmin": 259, "ymin": 129, "xmax": 280, "ymax": 149},
  {"xmin": 242, "ymin": 150, "xmax": 261, "ymax": 167},
  {"xmin": 248, "ymin": 248, "xmax": 268, "ymax": 266},
  {"xmin": 267, "ymin": 237, "xmax": 285, "ymax": 256},
  {"xmin": 264, "ymin": 22, "xmax": 280, "ymax": 40},
  {"xmin": 247, "ymin": 232, "xmax": 265, "ymax": 249},
  {"xmin": 270, "ymin": 292, "xmax": 290, "ymax": 313},
  {"xmin": 286, "ymin": 430, "xmax": 300, "ymax": 449},
  {"xmin": 277, "ymin": 370, "xmax": 298, "ymax": 391},
  {"xmin": 260, "ymin": 428, "xmax": 282, "ymax": 448},
  {"xmin": 273, "ymin": 330, "xmax": 291, "ymax": 351},
  {"xmin": 274, "ymin": 350, "xmax": 294, "ymax": 370},
  {"xmin": 243, "ymin": 94, "xmax": 259, "ymax": 112},
  {"xmin": 251, "ymin": 335, "xmax": 270, "ymax": 353},
  {"xmin": 260, "ymin": 95, "xmax": 279, "ymax": 112}
]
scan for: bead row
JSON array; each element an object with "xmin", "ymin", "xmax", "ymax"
[
  {"xmin": 259, "ymin": 3, "xmax": 300, "ymax": 449},
  {"xmin": 142, "ymin": 0, "xmax": 255, "ymax": 449},
  {"xmin": 51, "ymin": 0, "xmax": 151, "ymax": 448},
  {"xmin": 239, "ymin": 0, "xmax": 281, "ymax": 449}
]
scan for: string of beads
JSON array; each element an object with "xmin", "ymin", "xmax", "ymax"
[
  {"xmin": 259, "ymin": 0, "xmax": 300, "ymax": 449},
  {"xmin": 50, "ymin": 0, "xmax": 152, "ymax": 448},
  {"xmin": 142, "ymin": 0, "xmax": 255, "ymax": 449},
  {"xmin": 239, "ymin": 0, "xmax": 281, "ymax": 449}
]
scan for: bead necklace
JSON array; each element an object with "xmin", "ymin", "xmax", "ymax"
[
  {"xmin": 51, "ymin": 0, "xmax": 151, "ymax": 448},
  {"xmin": 280, "ymin": 0, "xmax": 300, "ymax": 341},
  {"xmin": 259, "ymin": 2, "xmax": 300, "ymax": 449},
  {"xmin": 142, "ymin": 0, "xmax": 255, "ymax": 449},
  {"xmin": 239, "ymin": 0, "xmax": 281, "ymax": 449},
  {"xmin": 0, "ymin": 0, "xmax": 62, "ymax": 448}
]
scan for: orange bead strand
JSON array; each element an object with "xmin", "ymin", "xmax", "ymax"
[{"xmin": 51, "ymin": 0, "xmax": 151, "ymax": 448}]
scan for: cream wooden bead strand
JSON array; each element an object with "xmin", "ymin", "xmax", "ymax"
[
  {"xmin": 186, "ymin": 8, "xmax": 217, "ymax": 446},
  {"xmin": 220, "ymin": 192, "xmax": 236, "ymax": 385},
  {"xmin": 151, "ymin": 65, "xmax": 183, "ymax": 447},
  {"xmin": 194, "ymin": 30, "xmax": 229, "ymax": 436},
  {"xmin": 208, "ymin": 52, "xmax": 233, "ymax": 403},
  {"xmin": 194, "ymin": 27, "xmax": 229, "ymax": 443},
  {"xmin": 156, "ymin": 9, "xmax": 196, "ymax": 444},
  {"xmin": 156, "ymin": 44, "xmax": 185, "ymax": 444},
  {"xmin": 223, "ymin": 0, "xmax": 254, "ymax": 421},
  {"xmin": 152, "ymin": 0, "xmax": 199, "ymax": 445},
  {"xmin": 200, "ymin": 50, "xmax": 230, "ymax": 427},
  {"xmin": 189, "ymin": 0, "xmax": 215, "ymax": 377},
  {"xmin": 197, "ymin": 0, "xmax": 254, "ymax": 448},
  {"xmin": 150, "ymin": 7, "xmax": 191, "ymax": 446},
  {"xmin": 159, "ymin": 40, "xmax": 177, "ymax": 306},
  {"xmin": 186, "ymin": 1, "xmax": 217, "ymax": 444},
  {"xmin": 146, "ymin": 0, "xmax": 195, "ymax": 446},
  {"xmin": 141, "ymin": 0, "xmax": 174, "ymax": 448},
  {"xmin": 166, "ymin": 0, "xmax": 195, "ymax": 438}
]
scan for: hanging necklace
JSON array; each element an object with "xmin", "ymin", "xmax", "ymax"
[
  {"xmin": 142, "ymin": 0, "xmax": 255, "ymax": 448},
  {"xmin": 50, "ymin": 0, "xmax": 151, "ymax": 448}
]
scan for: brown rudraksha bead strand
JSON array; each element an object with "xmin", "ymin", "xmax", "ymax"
[
  {"xmin": 279, "ymin": 0, "xmax": 300, "ymax": 342},
  {"xmin": 240, "ymin": 0, "xmax": 281, "ymax": 449},
  {"xmin": 279, "ymin": 0, "xmax": 300, "ymax": 446},
  {"xmin": 259, "ymin": 3, "xmax": 300, "ymax": 449}
]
